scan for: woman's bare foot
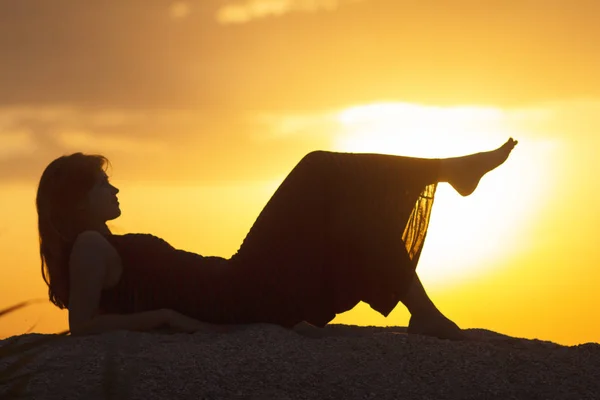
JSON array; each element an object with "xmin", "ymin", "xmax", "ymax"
[
  {"xmin": 445, "ymin": 138, "xmax": 518, "ymax": 197},
  {"xmin": 407, "ymin": 313, "xmax": 466, "ymax": 341}
]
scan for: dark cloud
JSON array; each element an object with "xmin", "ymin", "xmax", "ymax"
[
  {"xmin": 2, "ymin": 0, "xmax": 600, "ymax": 184},
  {"xmin": 0, "ymin": 1, "xmax": 225, "ymax": 107},
  {"xmin": 0, "ymin": 0, "xmax": 599, "ymax": 110}
]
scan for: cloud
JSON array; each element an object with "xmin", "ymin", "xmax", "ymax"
[
  {"xmin": 250, "ymin": 110, "xmax": 341, "ymax": 140},
  {"xmin": 0, "ymin": 105, "xmax": 337, "ymax": 185},
  {"xmin": 169, "ymin": 1, "xmax": 192, "ymax": 19},
  {"xmin": 0, "ymin": 131, "xmax": 37, "ymax": 159},
  {"xmin": 0, "ymin": 106, "xmax": 185, "ymax": 183},
  {"xmin": 216, "ymin": 0, "xmax": 363, "ymax": 24},
  {"xmin": 55, "ymin": 130, "xmax": 164, "ymax": 155},
  {"xmin": 1, "ymin": 99, "xmax": 600, "ymax": 190},
  {"xmin": 1, "ymin": 1, "xmax": 600, "ymax": 110}
]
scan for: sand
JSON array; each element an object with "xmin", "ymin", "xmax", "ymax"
[{"xmin": 1, "ymin": 324, "xmax": 599, "ymax": 399}]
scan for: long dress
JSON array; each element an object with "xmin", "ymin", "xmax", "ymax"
[{"xmin": 99, "ymin": 150, "xmax": 439, "ymax": 328}]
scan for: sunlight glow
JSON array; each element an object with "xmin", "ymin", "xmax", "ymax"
[{"xmin": 334, "ymin": 103, "xmax": 557, "ymax": 287}]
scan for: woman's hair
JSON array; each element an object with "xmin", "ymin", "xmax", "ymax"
[{"xmin": 36, "ymin": 153, "xmax": 110, "ymax": 309}]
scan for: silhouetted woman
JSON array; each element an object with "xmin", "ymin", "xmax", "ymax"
[{"xmin": 37, "ymin": 139, "xmax": 517, "ymax": 340}]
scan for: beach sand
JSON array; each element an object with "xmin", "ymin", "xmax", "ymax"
[{"xmin": 1, "ymin": 324, "xmax": 599, "ymax": 399}]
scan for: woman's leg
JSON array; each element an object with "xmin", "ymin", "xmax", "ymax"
[
  {"xmin": 325, "ymin": 137, "xmax": 518, "ymax": 198},
  {"xmin": 236, "ymin": 136, "xmax": 518, "ymax": 260},
  {"xmin": 399, "ymin": 138, "xmax": 518, "ymax": 340},
  {"xmin": 401, "ymin": 273, "xmax": 464, "ymax": 340},
  {"xmin": 231, "ymin": 139, "xmax": 518, "ymax": 335},
  {"xmin": 439, "ymin": 137, "xmax": 518, "ymax": 196}
]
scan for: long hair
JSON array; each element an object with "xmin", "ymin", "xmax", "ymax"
[{"xmin": 36, "ymin": 153, "xmax": 110, "ymax": 309}]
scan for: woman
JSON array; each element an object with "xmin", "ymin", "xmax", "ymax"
[{"xmin": 37, "ymin": 139, "xmax": 518, "ymax": 340}]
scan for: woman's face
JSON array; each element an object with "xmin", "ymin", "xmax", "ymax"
[{"xmin": 83, "ymin": 171, "xmax": 121, "ymax": 223}]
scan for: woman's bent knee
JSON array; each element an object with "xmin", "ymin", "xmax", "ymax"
[
  {"xmin": 295, "ymin": 150, "xmax": 331, "ymax": 171},
  {"xmin": 301, "ymin": 150, "xmax": 330, "ymax": 163}
]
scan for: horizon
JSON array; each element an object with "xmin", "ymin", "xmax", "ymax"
[{"xmin": 1, "ymin": 0, "xmax": 599, "ymax": 345}]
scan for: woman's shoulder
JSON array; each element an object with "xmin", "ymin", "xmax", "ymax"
[
  {"xmin": 104, "ymin": 232, "xmax": 174, "ymax": 248},
  {"xmin": 73, "ymin": 230, "xmax": 112, "ymax": 251},
  {"xmin": 71, "ymin": 230, "xmax": 121, "ymax": 262},
  {"xmin": 70, "ymin": 231, "xmax": 124, "ymax": 291},
  {"xmin": 73, "ymin": 231, "xmax": 176, "ymax": 250}
]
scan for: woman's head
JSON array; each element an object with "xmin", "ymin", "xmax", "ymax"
[{"xmin": 37, "ymin": 153, "xmax": 120, "ymax": 308}]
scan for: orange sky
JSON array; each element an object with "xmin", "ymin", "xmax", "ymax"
[{"xmin": 1, "ymin": 0, "xmax": 599, "ymax": 345}]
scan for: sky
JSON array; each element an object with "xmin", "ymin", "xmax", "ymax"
[{"xmin": 1, "ymin": 0, "xmax": 599, "ymax": 345}]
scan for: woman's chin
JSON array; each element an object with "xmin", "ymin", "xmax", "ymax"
[{"xmin": 108, "ymin": 208, "xmax": 122, "ymax": 220}]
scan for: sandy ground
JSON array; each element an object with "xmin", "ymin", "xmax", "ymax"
[{"xmin": 1, "ymin": 324, "xmax": 599, "ymax": 400}]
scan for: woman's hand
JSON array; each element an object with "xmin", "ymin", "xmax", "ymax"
[
  {"xmin": 292, "ymin": 321, "xmax": 327, "ymax": 338},
  {"xmin": 162, "ymin": 309, "xmax": 230, "ymax": 334}
]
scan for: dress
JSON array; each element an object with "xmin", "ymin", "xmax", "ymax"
[{"xmin": 99, "ymin": 151, "xmax": 439, "ymax": 328}]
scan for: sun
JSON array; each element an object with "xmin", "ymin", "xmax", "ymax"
[{"xmin": 333, "ymin": 102, "xmax": 554, "ymax": 288}]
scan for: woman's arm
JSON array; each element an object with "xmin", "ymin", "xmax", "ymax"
[
  {"xmin": 67, "ymin": 231, "xmax": 234, "ymax": 336},
  {"xmin": 68, "ymin": 231, "xmax": 173, "ymax": 335},
  {"xmin": 73, "ymin": 309, "xmax": 237, "ymax": 336},
  {"xmin": 71, "ymin": 309, "xmax": 170, "ymax": 336}
]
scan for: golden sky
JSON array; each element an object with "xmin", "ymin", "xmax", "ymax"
[{"xmin": 1, "ymin": 0, "xmax": 599, "ymax": 345}]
